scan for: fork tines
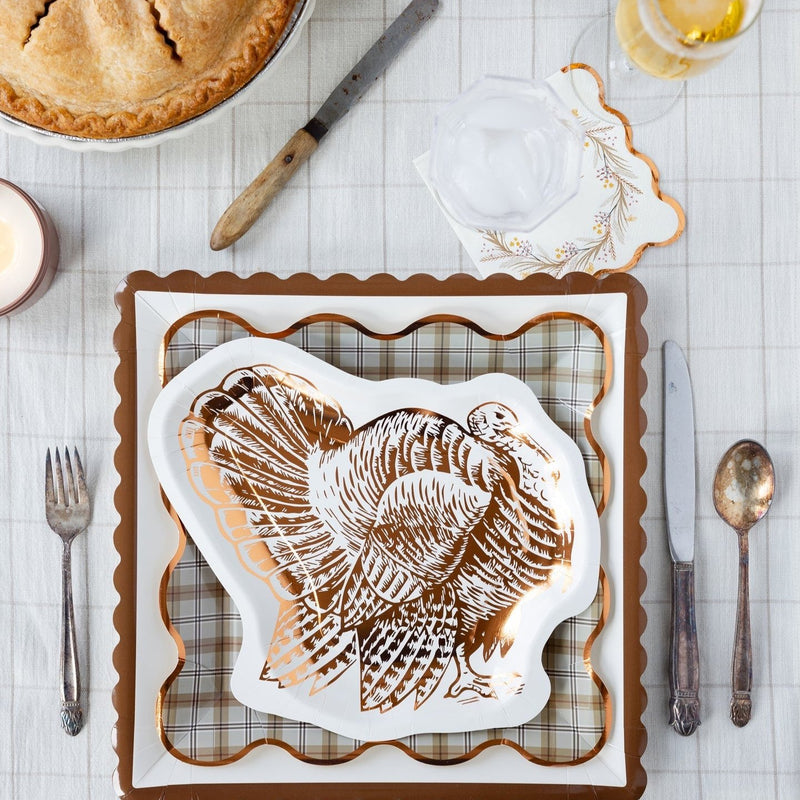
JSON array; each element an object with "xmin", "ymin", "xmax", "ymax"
[{"xmin": 45, "ymin": 447, "xmax": 88, "ymax": 508}]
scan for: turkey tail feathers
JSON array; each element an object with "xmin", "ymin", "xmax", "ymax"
[
  {"xmin": 181, "ymin": 363, "xmax": 355, "ymax": 594},
  {"xmin": 182, "ymin": 363, "xmax": 364, "ymax": 697},
  {"xmin": 357, "ymin": 584, "xmax": 458, "ymax": 713},
  {"xmin": 263, "ymin": 599, "xmax": 356, "ymax": 691},
  {"xmin": 194, "ymin": 366, "xmax": 353, "ymax": 497}
]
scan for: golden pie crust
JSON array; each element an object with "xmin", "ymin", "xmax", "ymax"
[{"xmin": 0, "ymin": 0, "xmax": 300, "ymax": 139}]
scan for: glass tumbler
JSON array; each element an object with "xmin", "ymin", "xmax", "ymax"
[{"xmin": 428, "ymin": 76, "xmax": 584, "ymax": 232}]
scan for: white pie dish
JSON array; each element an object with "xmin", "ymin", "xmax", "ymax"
[{"xmin": 0, "ymin": 0, "xmax": 315, "ymax": 152}]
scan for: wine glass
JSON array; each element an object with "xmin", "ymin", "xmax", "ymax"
[{"xmin": 572, "ymin": 0, "xmax": 764, "ymax": 124}]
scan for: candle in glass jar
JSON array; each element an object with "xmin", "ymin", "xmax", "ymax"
[
  {"xmin": 0, "ymin": 218, "xmax": 17, "ymax": 272},
  {"xmin": 0, "ymin": 179, "xmax": 59, "ymax": 316}
]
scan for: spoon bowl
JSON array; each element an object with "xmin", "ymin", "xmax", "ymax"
[
  {"xmin": 713, "ymin": 440, "xmax": 775, "ymax": 532},
  {"xmin": 712, "ymin": 439, "xmax": 775, "ymax": 727}
]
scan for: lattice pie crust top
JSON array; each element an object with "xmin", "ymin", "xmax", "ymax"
[{"xmin": 0, "ymin": 0, "xmax": 298, "ymax": 139}]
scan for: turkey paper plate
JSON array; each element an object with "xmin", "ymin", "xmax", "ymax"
[{"xmin": 148, "ymin": 336, "xmax": 601, "ymax": 741}]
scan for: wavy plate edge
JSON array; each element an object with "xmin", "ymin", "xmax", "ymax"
[
  {"xmin": 155, "ymin": 309, "xmax": 612, "ymax": 767},
  {"xmin": 563, "ymin": 64, "xmax": 686, "ymax": 278},
  {"xmin": 112, "ymin": 269, "xmax": 648, "ymax": 799}
]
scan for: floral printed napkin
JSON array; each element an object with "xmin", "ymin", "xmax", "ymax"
[{"xmin": 415, "ymin": 66, "xmax": 683, "ymax": 278}]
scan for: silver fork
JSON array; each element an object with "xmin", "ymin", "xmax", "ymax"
[{"xmin": 45, "ymin": 447, "xmax": 90, "ymax": 736}]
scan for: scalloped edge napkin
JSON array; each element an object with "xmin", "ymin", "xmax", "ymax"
[{"xmin": 415, "ymin": 67, "xmax": 683, "ymax": 278}]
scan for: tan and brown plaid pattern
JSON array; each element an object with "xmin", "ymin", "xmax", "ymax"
[{"xmin": 160, "ymin": 315, "xmax": 608, "ymax": 764}]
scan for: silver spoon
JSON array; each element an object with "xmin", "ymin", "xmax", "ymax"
[{"xmin": 712, "ymin": 440, "xmax": 775, "ymax": 727}]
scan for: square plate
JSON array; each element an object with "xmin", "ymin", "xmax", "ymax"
[
  {"xmin": 157, "ymin": 314, "xmax": 607, "ymax": 751},
  {"xmin": 112, "ymin": 271, "xmax": 648, "ymax": 798}
]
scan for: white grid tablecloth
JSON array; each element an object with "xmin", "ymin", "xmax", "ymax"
[{"xmin": 1, "ymin": 1, "xmax": 798, "ymax": 798}]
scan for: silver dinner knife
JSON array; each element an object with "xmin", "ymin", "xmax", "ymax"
[
  {"xmin": 210, "ymin": 0, "xmax": 440, "ymax": 250},
  {"xmin": 663, "ymin": 340, "xmax": 700, "ymax": 735}
]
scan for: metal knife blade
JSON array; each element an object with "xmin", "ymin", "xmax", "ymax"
[
  {"xmin": 663, "ymin": 340, "xmax": 700, "ymax": 736},
  {"xmin": 210, "ymin": 0, "xmax": 440, "ymax": 250},
  {"xmin": 664, "ymin": 339, "xmax": 696, "ymax": 563},
  {"xmin": 309, "ymin": 0, "xmax": 440, "ymax": 137}
]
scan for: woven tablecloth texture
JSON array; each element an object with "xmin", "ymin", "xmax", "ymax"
[{"xmin": 1, "ymin": 1, "xmax": 798, "ymax": 798}]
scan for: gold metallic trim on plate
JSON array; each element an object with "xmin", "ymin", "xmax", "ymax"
[
  {"xmin": 582, "ymin": 565, "xmax": 613, "ymax": 763},
  {"xmin": 155, "ymin": 309, "xmax": 613, "ymax": 767},
  {"xmin": 155, "ymin": 493, "xmax": 188, "ymax": 737}
]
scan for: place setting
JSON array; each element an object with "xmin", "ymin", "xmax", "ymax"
[{"xmin": 0, "ymin": 2, "xmax": 791, "ymax": 800}]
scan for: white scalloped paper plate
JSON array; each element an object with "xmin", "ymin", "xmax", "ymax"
[{"xmin": 122, "ymin": 284, "xmax": 634, "ymax": 791}]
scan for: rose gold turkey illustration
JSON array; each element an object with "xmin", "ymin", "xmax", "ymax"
[
  {"xmin": 181, "ymin": 363, "xmax": 579, "ymax": 710},
  {"xmin": 150, "ymin": 337, "xmax": 600, "ymax": 740}
]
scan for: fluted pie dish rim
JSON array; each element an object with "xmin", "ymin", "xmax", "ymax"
[{"xmin": 0, "ymin": 0, "xmax": 313, "ymax": 150}]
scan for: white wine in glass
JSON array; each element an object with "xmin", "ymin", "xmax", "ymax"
[
  {"xmin": 617, "ymin": 0, "xmax": 757, "ymax": 80},
  {"xmin": 572, "ymin": 0, "xmax": 763, "ymax": 122}
]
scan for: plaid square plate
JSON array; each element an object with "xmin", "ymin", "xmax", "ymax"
[{"xmin": 159, "ymin": 314, "xmax": 610, "ymax": 765}]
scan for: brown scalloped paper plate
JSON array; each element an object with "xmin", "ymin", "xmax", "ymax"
[{"xmin": 112, "ymin": 271, "xmax": 648, "ymax": 799}]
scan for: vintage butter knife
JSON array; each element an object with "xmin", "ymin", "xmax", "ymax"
[
  {"xmin": 663, "ymin": 340, "xmax": 700, "ymax": 735},
  {"xmin": 210, "ymin": 0, "xmax": 440, "ymax": 250}
]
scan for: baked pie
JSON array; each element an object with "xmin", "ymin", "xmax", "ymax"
[{"xmin": 0, "ymin": 0, "xmax": 302, "ymax": 139}]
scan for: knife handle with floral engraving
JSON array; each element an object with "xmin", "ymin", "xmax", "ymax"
[{"xmin": 669, "ymin": 561, "xmax": 700, "ymax": 735}]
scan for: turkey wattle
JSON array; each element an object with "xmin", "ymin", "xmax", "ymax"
[{"xmin": 180, "ymin": 363, "xmax": 575, "ymax": 713}]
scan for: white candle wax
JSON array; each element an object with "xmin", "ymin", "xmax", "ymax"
[
  {"xmin": 0, "ymin": 180, "xmax": 53, "ymax": 315},
  {"xmin": 0, "ymin": 218, "xmax": 17, "ymax": 272}
]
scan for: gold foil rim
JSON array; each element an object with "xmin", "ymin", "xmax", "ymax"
[
  {"xmin": 156, "ymin": 309, "xmax": 613, "ymax": 767},
  {"xmin": 561, "ymin": 63, "xmax": 686, "ymax": 276}
]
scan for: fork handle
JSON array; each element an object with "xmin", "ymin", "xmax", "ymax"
[{"xmin": 60, "ymin": 540, "xmax": 83, "ymax": 736}]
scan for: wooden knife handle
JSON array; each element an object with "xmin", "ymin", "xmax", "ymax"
[
  {"xmin": 669, "ymin": 561, "xmax": 700, "ymax": 735},
  {"xmin": 210, "ymin": 128, "xmax": 318, "ymax": 251}
]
